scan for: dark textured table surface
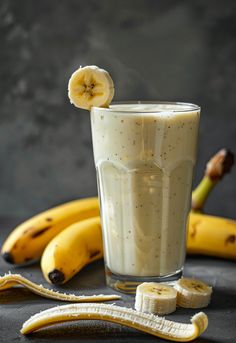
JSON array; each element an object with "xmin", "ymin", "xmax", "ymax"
[{"xmin": 0, "ymin": 217, "xmax": 236, "ymax": 343}]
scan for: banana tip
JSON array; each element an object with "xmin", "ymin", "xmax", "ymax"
[
  {"xmin": 48, "ymin": 269, "xmax": 65, "ymax": 285},
  {"xmin": 2, "ymin": 252, "xmax": 14, "ymax": 264}
]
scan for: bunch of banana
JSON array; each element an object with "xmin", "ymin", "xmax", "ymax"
[{"xmin": 1, "ymin": 147, "xmax": 235, "ymax": 285}]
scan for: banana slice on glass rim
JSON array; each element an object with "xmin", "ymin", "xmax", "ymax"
[
  {"xmin": 174, "ymin": 278, "xmax": 212, "ymax": 309},
  {"xmin": 135, "ymin": 282, "xmax": 177, "ymax": 315},
  {"xmin": 68, "ymin": 65, "xmax": 115, "ymax": 110}
]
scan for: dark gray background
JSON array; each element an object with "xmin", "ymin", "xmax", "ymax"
[{"xmin": 0, "ymin": 0, "xmax": 236, "ymax": 219}]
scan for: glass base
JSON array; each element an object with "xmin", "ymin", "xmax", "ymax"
[{"xmin": 105, "ymin": 266, "xmax": 183, "ymax": 294}]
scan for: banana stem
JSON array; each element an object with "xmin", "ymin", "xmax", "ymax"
[
  {"xmin": 191, "ymin": 149, "xmax": 234, "ymax": 213},
  {"xmin": 191, "ymin": 177, "xmax": 216, "ymax": 212}
]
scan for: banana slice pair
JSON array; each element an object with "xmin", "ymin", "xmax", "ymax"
[
  {"xmin": 68, "ymin": 65, "xmax": 114, "ymax": 110},
  {"xmin": 135, "ymin": 278, "xmax": 212, "ymax": 315}
]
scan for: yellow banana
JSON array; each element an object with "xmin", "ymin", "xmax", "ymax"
[
  {"xmin": 41, "ymin": 217, "xmax": 102, "ymax": 284},
  {"xmin": 187, "ymin": 212, "xmax": 236, "ymax": 259},
  {"xmin": 1, "ymin": 197, "xmax": 99, "ymax": 264}
]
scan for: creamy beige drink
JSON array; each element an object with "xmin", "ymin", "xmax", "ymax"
[{"xmin": 91, "ymin": 102, "xmax": 200, "ymax": 287}]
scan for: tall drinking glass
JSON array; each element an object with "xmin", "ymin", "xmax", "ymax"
[{"xmin": 90, "ymin": 102, "xmax": 200, "ymax": 293}]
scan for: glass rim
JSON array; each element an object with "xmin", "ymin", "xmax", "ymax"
[{"xmin": 92, "ymin": 101, "xmax": 200, "ymax": 114}]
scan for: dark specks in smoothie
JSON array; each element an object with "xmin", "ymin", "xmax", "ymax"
[
  {"xmin": 121, "ymin": 119, "xmax": 124, "ymax": 123},
  {"xmin": 100, "ymin": 115, "xmax": 104, "ymax": 120}
]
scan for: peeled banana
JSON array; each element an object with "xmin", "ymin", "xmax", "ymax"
[
  {"xmin": 135, "ymin": 282, "xmax": 177, "ymax": 315},
  {"xmin": 174, "ymin": 278, "xmax": 212, "ymax": 309},
  {"xmin": 1, "ymin": 197, "xmax": 99, "ymax": 264},
  {"xmin": 41, "ymin": 217, "xmax": 102, "ymax": 285},
  {"xmin": 68, "ymin": 65, "xmax": 115, "ymax": 110},
  {"xmin": 21, "ymin": 303, "xmax": 208, "ymax": 341}
]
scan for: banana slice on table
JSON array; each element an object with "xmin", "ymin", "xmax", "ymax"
[
  {"xmin": 174, "ymin": 278, "xmax": 212, "ymax": 309},
  {"xmin": 68, "ymin": 65, "xmax": 114, "ymax": 110},
  {"xmin": 135, "ymin": 282, "xmax": 177, "ymax": 315}
]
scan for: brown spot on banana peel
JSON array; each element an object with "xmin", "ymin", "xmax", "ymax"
[
  {"xmin": 31, "ymin": 226, "xmax": 52, "ymax": 238},
  {"xmin": 225, "ymin": 235, "xmax": 236, "ymax": 246},
  {"xmin": 189, "ymin": 220, "xmax": 201, "ymax": 239},
  {"xmin": 23, "ymin": 228, "xmax": 31, "ymax": 234}
]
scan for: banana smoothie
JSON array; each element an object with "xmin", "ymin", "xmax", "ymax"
[{"xmin": 91, "ymin": 102, "xmax": 200, "ymax": 285}]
